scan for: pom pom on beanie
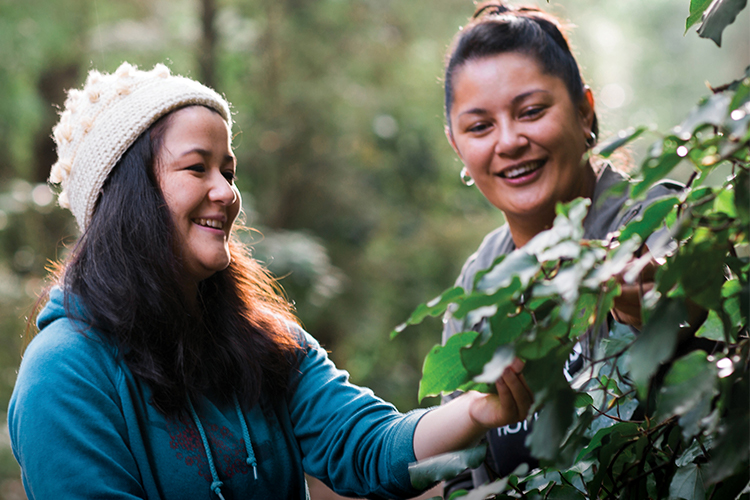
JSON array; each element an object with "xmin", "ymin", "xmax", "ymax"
[{"xmin": 50, "ymin": 62, "xmax": 232, "ymax": 231}]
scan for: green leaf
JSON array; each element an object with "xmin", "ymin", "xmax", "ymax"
[
  {"xmin": 686, "ymin": 0, "xmax": 714, "ymax": 31},
  {"xmin": 527, "ymin": 388, "xmax": 576, "ymax": 461},
  {"xmin": 704, "ymin": 413, "xmax": 750, "ymax": 484},
  {"xmin": 673, "ymin": 93, "xmax": 732, "ymax": 140},
  {"xmin": 546, "ymin": 484, "xmax": 587, "ymax": 500},
  {"xmin": 627, "ymin": 298, "xmax": 687, "ymax": 397},
  {"xmin": 697, "ymin": 0, "xmax": 749, "ymax": 46},
  {"xmin": 523, "ymin": 349, "xmax": 570, "ymax": 407},
  {"xmin": 670, "ymin": 464, "xmax": 707, "ymax": 500},
  {"xmin": 577, "ymin": 422, "xmax": 639, "ymax": 461},
  {"xmin": 408, "ymin": 445, "xmax": 487, "ymax": 489},
  {"xmin": 596, "ymin": 126, "xmax": 648, "ymax": 158},
  {"xmin": 569, "ymin": 293, "xmax": 597, "ymax": 340},
  {"xmin": 472, "ymin": 344, "xmax": 516, "ymax": 384},
  {"xmin": 655, "ymin": 350, "xmax": 719, "ymax": 423},
  {"xmin": 462, "ymin": 304, "xmax": 531, "ymax": 375},
  {"xmin": 734, "ymin": 169, "xmax": 750, "ymax": 224},
  {"xmin": 694, "ymin": 310, "xmax": 726, "ymax": 341},
  {"xmin": 673, "ymin": 240, "xmax": 727, "ymax": 310},
  {"xmin": 516, "ymin": 318, "xmax": 569, "ymax": 361},
  {"xmin": 476, "ymin": 250, "xmax": 540, "ymax": 294},
  {"xmin": 453, "ymin": 277, "xmax": 520, "ymax": 320},
  {"xmin": 461, "ymin": 476, "xmax": 512, "ymax": 500},
  {"xmin": 575, "ymin": 393, "xmax": 594, "ymax": 408},
  {"xmin": 418, "ymin": 331, "xmax": 478, "ymax": 400},
  {"xmin": 391, "ymin": 286, "xmax": 465, "ymax": 338},
  {"xmin": 632, "ymin": 149, "xmax": 683, "ymax": 199},
  {"xmin": 618, "ymin": 196, "xmax": 678, "ymax": 243},
  {"xmin": 729, "ymin": 74, "xmax": 750, "ymax": 111},
  {"xmin": 713, "ymin": 184, "xmax": 737, "ymax": 217},
  {"xmin": 676, "ymin": 437, "xmax": 714, "ymax": 467}
]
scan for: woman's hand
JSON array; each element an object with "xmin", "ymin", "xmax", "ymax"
[
  {"xmin": 467, "ymin": 358, "xmax": 533, "ymax": 429},
  {"xmin": 412, "ymin": 359, "xmax": 533, "ymax": 461},
  {"xmin": 612, "ymin": 253, "xmax": 659, "ymax": 328}
]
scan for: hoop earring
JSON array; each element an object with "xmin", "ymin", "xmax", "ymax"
[
  {"xmin": 460, "ymin": 166, "xmax": 474, "ymax": 186},
  {"xmin": 586, "ymin": 131, "xmax": 597, "ymax": 149}
]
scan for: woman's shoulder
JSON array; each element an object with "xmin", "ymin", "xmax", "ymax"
[{"xmin": 20, "ymin": 289, "xmax": 122, "ymax": 388}]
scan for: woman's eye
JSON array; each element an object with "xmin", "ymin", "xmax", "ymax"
[
  {"xmin": 521, "ymin": 107, "xmax": 544, "ymax": 119},
  {"xmin": 468, "ymin": 123, "xmax": 490, "ymax": 133},
  {"xmin": 187, "ymin": 164, "xmax": 205, "ymax": 173},
  {"xmin": 222, "ymin": 171, "xmax": 236, "ymax": 183}
]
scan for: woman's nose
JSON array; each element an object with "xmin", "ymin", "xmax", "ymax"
[
  {"xmin": 209, "ymin": 172, "xmax": 238, "ymax": 206},
  {"xmin": 494, "ymin": 124, "xmax": 529, "ymax": 157}
]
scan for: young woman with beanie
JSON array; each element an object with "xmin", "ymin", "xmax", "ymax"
[
  {"xmin": 440, "ymin": 2, "xmax": 681, "ymax": 495},
  {"xmin": 8, "ymin": 62, "xmax": 533, "ymax": 499}
]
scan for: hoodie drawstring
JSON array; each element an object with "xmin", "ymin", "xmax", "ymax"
[
  {"xmin": 187, "ymin": 394, "xmax": 258, "ymax": 499},
  {"xmin": 233, "ymin": 393, "xmax": 258, "ymax": 480}
]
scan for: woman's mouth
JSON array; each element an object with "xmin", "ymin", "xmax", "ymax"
[
  {"xmin": 194, "ymin": 218, "xmax": 225, "ymax": 229},
  {"xmin": 498, "ymin": 160, "xmax": 546, "ymax": 180}
]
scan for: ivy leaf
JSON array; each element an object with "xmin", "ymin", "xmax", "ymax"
[
  {"xmin": 696, "ymin": 0, "xmax": 748, "ymax": 46},
  {"xmin": 418, "ymin": 331, "xmax": 478, "ymax": 401},
  {"xmin": 627, "ymin": 298, "xmax": 687, "ymax": 397},
  {"xmin": 391, "ymin": 286, "xmax": 465, "ymax": 338},
  {"xmin": 686, "ymin": 0, "xmax": 715, "ymax": 30},
  {"xmin": 670, "ymin": 464, "xmax": 707, "ymax": 500},
  {"xmin": 596, "ymin": 126, "xmax": 648, "ymax": 158},
  {"xmin": 655, "ymin": 350, "xmax": 719, "ymax": 423},
  {"xmin": 408, "ymin": 445, "xmax": 487, "ymax": 489}
]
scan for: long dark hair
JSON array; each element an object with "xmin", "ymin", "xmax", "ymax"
[
  {"xmin": 444, "ymin": 2, "xmax": 598, "ymax": 138},
  {"xmin": 55, "ymin": 108, "xmax": 300, "ymax": 415}
]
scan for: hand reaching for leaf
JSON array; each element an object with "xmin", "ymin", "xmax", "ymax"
[{"xmin": 412, "ymin": 358, "xmax": 533, "ymax": 461}]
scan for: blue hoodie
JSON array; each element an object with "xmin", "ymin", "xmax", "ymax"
[{"xmin": 9, "ymin": 287, "xmax": 428, "ymax": 499}]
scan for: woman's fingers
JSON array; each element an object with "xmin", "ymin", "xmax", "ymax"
[{"xmin": 499, "ymin": 368, "xmax": 533, "ymax": 420}]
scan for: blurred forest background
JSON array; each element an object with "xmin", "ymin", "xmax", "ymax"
[{"xmin": 0, "ymin": 0, "xmax": 747, "ymax": 498}]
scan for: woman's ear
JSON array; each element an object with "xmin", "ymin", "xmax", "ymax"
[
  {"xmin": 445, "ymin": 124, "xmax": 462, "ymax": 159},
  {"xmin": 579, "ymin": 86, "xmax": 596, "ymax": 133}
]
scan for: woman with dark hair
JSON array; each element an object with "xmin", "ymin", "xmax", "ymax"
[
  {"xmin": 9, "ymin": 62, "xmax": 533, "ymax": 499},
  {"xmin": 440, "ymin": 2, "xmax": 680, "ymax": 494}
]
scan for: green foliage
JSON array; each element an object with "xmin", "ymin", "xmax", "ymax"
[
  {"xmin": 400, "ymin": 7, "xmax": 749, "ymax": 498},
  {"xmin": 695, "ymin": 0, "xmax": 748, "ymax": 46},
  {"xmin": 408, "ymin": 445, "xmax": 487, "ymax": 490}
]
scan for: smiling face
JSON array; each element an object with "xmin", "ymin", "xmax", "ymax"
[
  {"xmin": 156, "ymin": 106, "xmax": 240, "ymax": 289},
  {"xmin": 447, "ymin": 52, "xmax": 595, "ymax": 246}
]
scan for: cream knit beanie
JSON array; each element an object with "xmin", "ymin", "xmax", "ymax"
[{"xmin": 50, "ymin": 62, "xmax": 232, "ymax": 231}]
